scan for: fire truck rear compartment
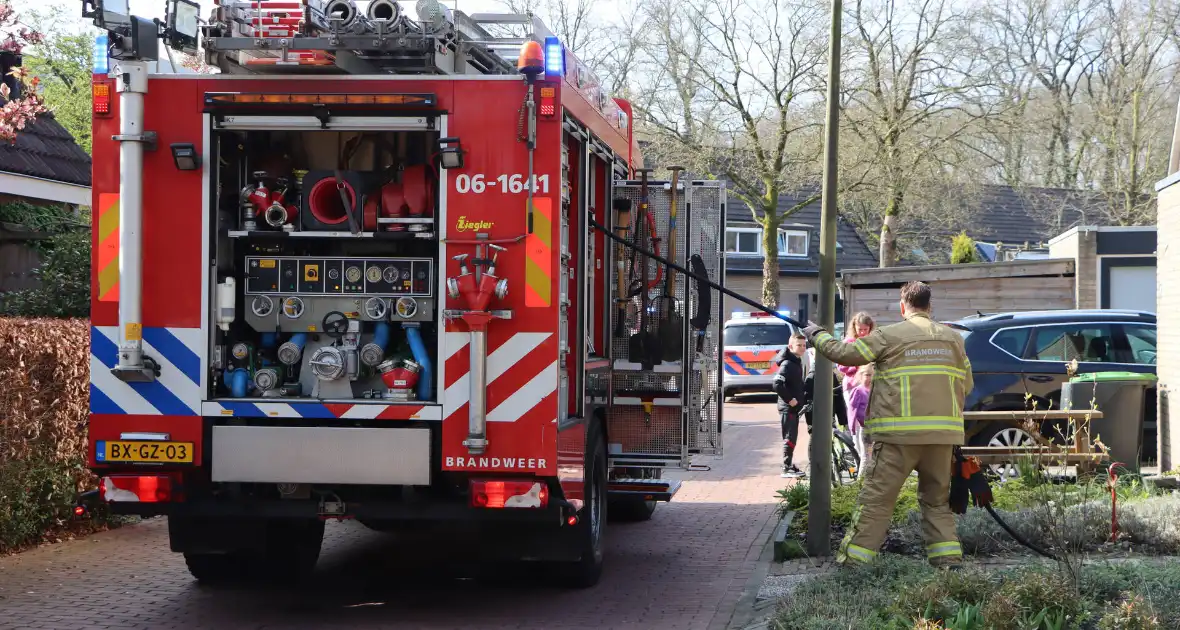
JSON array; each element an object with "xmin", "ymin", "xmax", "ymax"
[{"xmin": 209, "ymin": 125, "xmax": 441, "ymax": 405}]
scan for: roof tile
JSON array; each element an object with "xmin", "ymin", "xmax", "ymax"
[{"xmin": 0, "ymin": 113, "xmax": 92, "ymax": 187}]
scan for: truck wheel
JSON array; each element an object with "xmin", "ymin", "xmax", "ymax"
[
  {"xmin": 260, "ymin": 519, "xmax": 325, "ymax": 583},
  {"xmin": 184, "ymin": 552, "xmax": 246, "ymax": 584},
  {"xmin": 609, "ymin": 468, "xmax": 658, "ymax": 522},
  {"xmin": 554, "ymin": 423, "xmax": 607, "ymax": 588}
]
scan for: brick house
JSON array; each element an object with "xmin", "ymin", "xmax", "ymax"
[
  {"xmin": 1153, "ymin": 155, "xmax": 1180, "ymax": 472},
  {"xmin": 721, "ymin": 184, "xmax": 1146, "ymax": 325}
]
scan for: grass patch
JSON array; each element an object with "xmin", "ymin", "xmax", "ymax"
[{"xmin": 773, "ymin": 558, "xmax": 1179, "ymax": 630}]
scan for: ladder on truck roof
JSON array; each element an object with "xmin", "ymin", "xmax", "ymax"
[{"xmin": 204, "ymin": 0, "xmax": 557, "ymax": 76}]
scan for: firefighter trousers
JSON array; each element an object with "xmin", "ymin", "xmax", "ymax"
[{"xmin": 837, "ymin": 442, "xmax": 962, "ymax": 566}]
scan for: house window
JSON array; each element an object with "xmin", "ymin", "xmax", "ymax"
[
  {"xmin": 725, "ymin": 228, "xmax": 761, "ymax": 254},
  {"xmin": 778, "ymin": 230, "xmax": 809, "ymax": 257},
  {"xmin": 726, "ymin": 227, "xmax": 810, "ymax": 256}
]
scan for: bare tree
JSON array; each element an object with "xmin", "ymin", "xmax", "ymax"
[
  {"xmin": 636, "ymin": 0, "xmax": 830, "ymax": 307},
  {"xmin": 1082, "ymin": 0, "xmax": 1179, "ymax": 225},
  {"xmin": 497, "ymin": 0, "xmax": 645, "ymax": 95},
  {"xmin": 842, "ymin": 0, "xmax": 994, "ymax": 266}
]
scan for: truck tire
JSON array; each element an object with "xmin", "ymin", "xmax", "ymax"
[
  {"xmin": 609, "ymin": 468, "xmax": 658, "ymax": 522},
  {"xmin": 553, "ymin": 422, "xmax": 607, "ymax": 588},
  {"xmin": 260, "ymin": 519, "xmax": 325, "ymax": 583},
  {"xmin": 184, "ymin": 552, "xmax": 246, "ymax": 584}
]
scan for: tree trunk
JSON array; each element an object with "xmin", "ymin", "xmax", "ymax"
[
  {"xmin": 761, "ymin": 220, "xmax": 780, "ymax": 309},
  {"xmin": 878, "ymin": 215, "xmax": 896, "ymax": 268},
  {"xmin": 878, "ymin": 192, "xmax": 902, "ymax": 267}
]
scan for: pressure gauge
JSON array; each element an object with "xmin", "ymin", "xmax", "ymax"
[
  {"xmin": 345, "ymin": 266, "xmax": 362, "ymax": 283},
  {"xmin": 395, "ymin": 296, "xmax": 418, "ymax": 319},
  {"xmin": 231, "ymin": 343, "xmax": 250, "ymax": 360},
  {"xmin": 402, "ymin": 268, "xmax": 412, "ymax": 280},
  {"xmin": 367, "ymin": 265, "xmax": 382, "ymax": 283},
  {"xmin": 328, "ymin": 268, "xmax": 340, "ymax": 281},
  {"xmin": 383, "ymin": 265, "xmax": 398, "ymax": 283}
]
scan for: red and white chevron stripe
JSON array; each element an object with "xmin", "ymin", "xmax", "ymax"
[
  {"xmin": 322, "ymin": 403, "xmax": 440, "ymax": 421},
  {"xmin": 442, "ymin": 330, "xmax": 559, "ymax": 424}
]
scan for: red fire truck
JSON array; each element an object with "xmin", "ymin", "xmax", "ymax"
[{"xmin": 79, "ymin": 0, "xmax": 725, "ymax": 588}]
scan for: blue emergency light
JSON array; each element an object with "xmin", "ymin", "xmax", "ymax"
[
  {"xmin": 544, "ymin": 36, "xmax": 564, "ymax": 76},
  {"xmin": 93, "ymin": 34, "xmax": 109, "ymax": 74}
]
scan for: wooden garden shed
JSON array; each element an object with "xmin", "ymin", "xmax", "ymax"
[{"xmin": 839, "ymin": 259, "xmax": 1077, "ymax": 325}]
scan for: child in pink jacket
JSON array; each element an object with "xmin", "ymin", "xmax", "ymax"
[{"xmin": 840, "ymin": 313, "xmax": 876, "ymax": 464}]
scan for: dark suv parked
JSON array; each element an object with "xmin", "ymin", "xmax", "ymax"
[{"xmin": 947, "ymin": 310, "xmax": 1156, "ymax": 449}]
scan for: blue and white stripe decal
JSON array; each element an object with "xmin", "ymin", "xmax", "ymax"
[
  {"xmin": 201, "ymin": 401, "xmax": 337, "ymax": 418},
  {"xmin": 90, "ymin": 326, "xmax": 203, "ymax": 416}
]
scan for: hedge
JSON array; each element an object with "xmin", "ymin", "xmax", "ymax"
[{"xmin": 0, "ymin": 317, "xmax": 111, "ymax": 552}]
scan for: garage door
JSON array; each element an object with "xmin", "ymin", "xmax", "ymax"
[{"xmin": 1107, "ymin": 264, "xmax": 1156, "ymax": 312}]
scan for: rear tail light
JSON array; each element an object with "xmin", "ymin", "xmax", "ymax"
[
  {"xmin": 470, "ymin": 479, "xmax": 549, "ymax": 509},
  {"xmin": 100, "ymin": 475, "xmax": 172, "ymax": 503},
  {"xmin": 92, "ymin": 80, "xmax": 113, "ymax": 117},
  {"xmin": 539, "ymin": 86, "xmax": 556, "ymax": 117}
]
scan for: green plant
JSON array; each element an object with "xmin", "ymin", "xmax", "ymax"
[
  {"xmin": 778, "ymin": 482, "xmax": 811, "ymax": 514},
  {"xmin": 951, "ymin": 231, "xmax": 979, "ymax": 264},
  {"xmin": 0, "ymin": 228, "xmax": 91, "ymax": 317},
  {"xmin": 0, "ymin": 201, "xmax": 82, "ymax": 231},
  {"xmin": 0, "ymin": 450, "xmax": 86, "ymax": 551},
  {"xmin": 945, "ymin": 604, "xmax": 985, "ymax": 630},
  {"xmin": 891, "ymin": 566, "xmax": 997, "ymax": 621},
  {"xmin": 981, "ymin": 569, "xmax": 1084, "ymax": 630},
  {"xmin": 1098, "ymin": 593, "xmax": 1160, "ymax": 630},
  {"xmin": 1018, "ymin": 607, "xmax": 1066, "ymax": 630}
]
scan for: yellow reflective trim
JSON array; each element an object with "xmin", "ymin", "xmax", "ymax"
[
  {"xmin": 881, "ymin": 365, "xmax": 966, "ymax": 378},
  {"xmin": 853, "ymin": 339, "xmax": 877, "ymax": 361},
  {"xmin": 845, "ymin": 544, "xmax": 878, "ymax": 563},
  {"xmin": 949, "ymin": 375, "xmax": 958, "ymax": 416},
  {"xmin": 927, "ymin": 541, "xmax": 962, "ymax": 558},
  {"xmin": 866, "ymin": 416, "xmax": 963, "ymax": 432},
  {"xmin": 902, "ymin": 376, "xmax": 912, "ymax": 417},
  {"xmin": 816, "ymin": 332, "xmax": 835, "ymax": 344}
]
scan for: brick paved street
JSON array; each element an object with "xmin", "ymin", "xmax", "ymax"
[{"xmin": 0, "ymin": 397, "xmax": 799, "ymax": 630}]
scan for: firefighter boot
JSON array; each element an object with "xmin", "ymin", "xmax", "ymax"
[
  {"xmin": 915, "ymin": 444, "xmax": 962, "ymax": 567},
  {"xmin": 836, "ymin": 442, "xmax": 911, "ymax": 565}
]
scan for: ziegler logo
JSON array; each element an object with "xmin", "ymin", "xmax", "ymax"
[{"xmin": 455, "ymin": 216, "xmax": 494, "ymax": 232}]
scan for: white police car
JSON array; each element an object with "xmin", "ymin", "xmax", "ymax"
[{"xmin": 721, "ymin": 311, "xmax": 798, "ymax": 399}]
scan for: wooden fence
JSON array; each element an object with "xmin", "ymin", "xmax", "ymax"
[
  {"xmin": 839, "ymin": 258, "xmax": 1077, "ymax": 325},
  {"xmin": 0, "ymin": 225, "xmax": 48, "ymax": 293}
]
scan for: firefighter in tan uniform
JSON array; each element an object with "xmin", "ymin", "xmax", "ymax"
[{"xmin": 802, "ymin": 281, "xmax": 973, "ymax": 567}]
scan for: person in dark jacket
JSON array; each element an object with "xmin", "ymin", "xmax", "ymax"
[{"xmin": 774, "ymin": 332, "xmax": 809, "ymax": 478}]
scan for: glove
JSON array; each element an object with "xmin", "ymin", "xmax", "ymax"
[{"xmin": 802, "ymin": 320, "xmax": 826, "ymax": 343}]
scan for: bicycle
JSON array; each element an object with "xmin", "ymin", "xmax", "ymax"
[{"xmin": 799, "ymin": 398, "xmax": 861, "ymax": 489}]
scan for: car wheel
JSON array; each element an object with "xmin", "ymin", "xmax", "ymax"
[{"xmin": 975, "ymin": 424, "xmax": 1037, "ymax": 481}]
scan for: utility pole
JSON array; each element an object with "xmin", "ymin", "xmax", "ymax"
[{"xmin": 807, "ymin": 0, "xmax": 843, "ymax": 557}]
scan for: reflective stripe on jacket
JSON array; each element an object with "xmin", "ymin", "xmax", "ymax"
[{"xmin": 813, "ymin": 312, "xmax": 973, "ymax": 445}]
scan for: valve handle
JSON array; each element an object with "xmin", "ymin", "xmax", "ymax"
[{"xmin": 322, "ymin": 311, "xmax": 350, "ymax": 338}]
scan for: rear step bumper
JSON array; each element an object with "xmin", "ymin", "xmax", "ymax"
[
  {"xmin": 606, "ymin": 478, "xmax": 682, "ymax": 502},
  {"xmin": 100, "ymin": 497, "xmax": 580, "ymax": 524}
]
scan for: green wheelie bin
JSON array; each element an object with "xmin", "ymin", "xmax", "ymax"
[{"xmin": 1061, "ymin": 371, "xmax": 1158, "ymax": 466}]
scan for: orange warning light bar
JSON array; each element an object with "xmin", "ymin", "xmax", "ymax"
[{"xmin": 204, "ymin": 92, "xmax": 437, "ymax": 108}]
